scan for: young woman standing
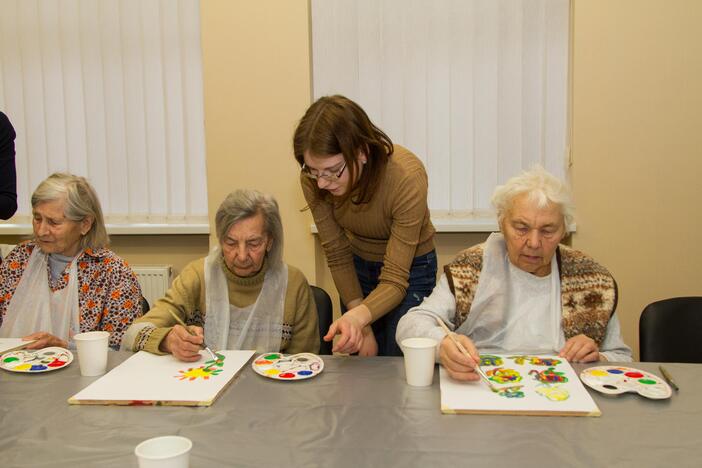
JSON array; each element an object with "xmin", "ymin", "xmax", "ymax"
[{"xmin": 293, "ymin": 95, "xmax": 436, "ymax": 356}]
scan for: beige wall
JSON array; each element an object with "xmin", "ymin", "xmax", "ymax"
[
  {"xmin": 3, "ymin": 1, "xmax": 699, "ymax": 357},
  {"xmin": 571, "ymin": 0, "xmax": 702, "ymax": 357},
  {"xmin": 200, "ymin": 0, "xmax": 315, "ymax": 281}
]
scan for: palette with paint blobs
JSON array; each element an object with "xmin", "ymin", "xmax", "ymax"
[
  {"xmin": 580, "ymin": 366, "xmax": 672, "ymax": 400},
  {"xmin": 0, "ymin": 347, "xmax": 73, "ymax": 373},
  {"xmin": 252, "ymin": 352, "xmax": 324, "ymax": 381}
]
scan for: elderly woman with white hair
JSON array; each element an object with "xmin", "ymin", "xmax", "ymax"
[
  {"xmin": 0, "ymin": 173, "xmax": 143, "ymax": 350},
  {"xmin": 396, "ymin": 167, "xmax": 631, "ymax": 381},
  {"xmin": 123, "ymin": 189, "xmax": 319, "ymax": 361}
]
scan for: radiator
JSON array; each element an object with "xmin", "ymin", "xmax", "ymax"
[{"xmin": 132, "ymin": 265, "xmax": 172, "ymax": 309}]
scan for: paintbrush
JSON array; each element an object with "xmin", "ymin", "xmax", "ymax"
[
  {"xmin": 166, "ymin": 309, "xmax": 219, "ymax": 361},
  {"xmin": 434, "ymin": 316, "xmax": 504, "ymax": 393}
]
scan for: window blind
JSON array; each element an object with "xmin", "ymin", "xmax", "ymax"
[
  {"xmin": 311, "ymin": 0, "xmax": 570, "ymax": 220},
  {"xmin": 0, "ymin": 0, "xmax": 208, "ymax": 231}
]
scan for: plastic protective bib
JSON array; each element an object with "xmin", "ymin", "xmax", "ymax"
[
  {"xmin": 0, "ymin": 247, "xmax": 80, "ymax": 343},
  {"xmin": 458, "ymin": 232, "xmax": 561, "ymax": 354},
  {"xmin": 203, "ymin": 248, "xmax": 286, "ymax": 352}
]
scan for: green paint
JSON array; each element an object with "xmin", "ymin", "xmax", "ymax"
[
  {"xmin": 204, "ymin": 354, "xmax": 226, "ymax": 371},
  {"xmin": 264, "ymin": 354, "xmax": 280, "ymax": 360},
  {"xmin": 3, "ymin": 357, "xmax": 19, "ymax": 363},
  {"xmin": 638, "ymin": 378, "xmax": 657, "ymax": 385}
]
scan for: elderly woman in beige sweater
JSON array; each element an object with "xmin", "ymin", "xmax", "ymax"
[{"xmin": 123, "ymin": 189, "xmax": 319, "ymax": 361}]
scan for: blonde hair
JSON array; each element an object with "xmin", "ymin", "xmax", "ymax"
[
  {"xmin": 31, "ymin": 173, "xmax": 109, "ymax": 249},
  {"xmin": 491, "ymin": 166, "xmax": 574, "ymax": 232}
]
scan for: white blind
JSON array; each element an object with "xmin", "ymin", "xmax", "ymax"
[
  {"xmin": 311, "ymin": 0, "xmax": 570, "ymax": 218},
  {"xmin": 0, "ymin": 0, "xmax": 208, "ymax": 229}
]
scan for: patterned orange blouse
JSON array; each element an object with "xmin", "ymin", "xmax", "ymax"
[{"xmin": 0, "ymin": 241, "xmax": 143, "ymax": 349}]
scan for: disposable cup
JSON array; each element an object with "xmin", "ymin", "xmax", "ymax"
[
  {"xmin": 73, "ymin": 331, "xmax": 110, "ymax": 376},
  {"xmin": 401, "ymin": 337, "xmax": 437, "ymax": 387},
  {"xmin": 135, "ymin": 436, "xmax": 192, "ymax": 468}
]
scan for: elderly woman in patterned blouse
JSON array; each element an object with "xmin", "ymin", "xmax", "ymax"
[
  {"xmin": 0, "ymin": 173, "xmax": 143, "ymax": 350},
  {"xmin": 396, "ymin": 167, "xmax": 632, "ymax": 382}
]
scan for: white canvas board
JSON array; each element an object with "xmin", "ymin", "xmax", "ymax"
[
  {"xmin": 0, "ymin": 338, "xmax": 37, "ymax": 354},
  {"xmin": 69, "ymin": 350, "xmax": 255, "ymax": 406},
  {"xmin": 440, "ymin": 354, "xmax": 601, "ymax": 416}
]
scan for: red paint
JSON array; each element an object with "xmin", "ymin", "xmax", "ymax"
[
  {"xmin": 279, "ymin": 373, "xmax": 296, "ymax": 379},
  {"xmin": 47, "ymin": 358, "xmax": 66, "ymax": 368},
  {"xmin": 255, "ymin": 360, "xmax": 273, "ymax": 365},
  {"xmin": 625, "ymin": 372, "xmax": 644, "ymax": 378}
]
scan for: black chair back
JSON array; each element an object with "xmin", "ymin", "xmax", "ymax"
[
  {"xmin": 639, "ymin": 297, "xmax": 702, "ymax": 363},
  {"xmin": 140, "ymin": 296, "xmax": 150, "ymax": 315},
  {"xmin": 310, "ymin": 285, "xmax": 333, "ymax": 355}
]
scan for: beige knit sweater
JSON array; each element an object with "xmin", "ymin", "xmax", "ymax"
[{"xmin": 301, "ymin": 145, "xmax": 435, "ymax": 321}]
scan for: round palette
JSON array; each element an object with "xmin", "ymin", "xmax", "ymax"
[
  {"xmin": 0, "ymin": 347, "xmax": 74, "ymax": 373},
  {"xmin": 580, "ymin": 366, "xmax": 672, "ymax": 400},
  {"xmin": 252, "ymin": 352, "xmax": 324, "ymax": 381}
]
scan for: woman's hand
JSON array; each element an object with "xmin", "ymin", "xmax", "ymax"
[
  {"xmin": 160, "ymin": 325, "xmax": 204, "ymax": 362},
  {"xmin": 323, "ymin": 303, "xmax": 372, "ymax": 354},
  {"xmin": 438, "ymin": 334, "xmax": 480, "ymax": 381},
  {"xmin": 559, "ymin": 334, "xmax": 600, "ymax": 363},
  {"xmin": 22, "ymin": 332, "xmax": 67, "ymax": 349},
  {"xmin": 357, "ymin": 326, "xmax": 378, "ymax": 357}
]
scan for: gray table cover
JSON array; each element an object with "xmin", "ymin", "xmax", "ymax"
[{"xmin": 1, "ymin": 352, "xmax": 700, "ymax": 467}]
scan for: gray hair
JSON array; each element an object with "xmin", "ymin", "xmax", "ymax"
[
  {"xmin": 31, "ymin": 173, "xmax": 109, "ymax": 250},
  {"xmin": 491, "ymin": 166, "xmax": 575, "ymax": 233},
  {"xmin": 215, "ymin": 189, "xmax": 284, "ymax": 267}
]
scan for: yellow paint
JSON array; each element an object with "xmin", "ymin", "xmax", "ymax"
[
  {"xmin": 264, "ymin": 369, "xmax": 280, "ymax": 376},
  {"xmin": 589, "ymin": 370, "xmax": 608, "ymax": 377},
  {"xmin": 536, "ymin": 385, "xmax": 570, "ymax": 402},
  {"xmin": 14, "ymin": 364, "xmax": 32, "ymax": 371},
  {"xmin": 178, "ymin": 367, "xmax": 213, "ymax": 381}
]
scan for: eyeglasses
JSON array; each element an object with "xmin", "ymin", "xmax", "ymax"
[{"xmin": 301, "ymin": 162, "xmax": 347, "ymax": 182}]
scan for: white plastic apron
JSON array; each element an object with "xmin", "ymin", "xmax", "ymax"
[
  {"xmin": 203, "ymin": 248, "xmax": 286, "ymax": 352},
  {"xmin": 458, "ymin": 232, "xmax": 561, "ymax": 354},
  {"xmin": 0, "ymin": 248, "xmax": 80, "ymax": 343}
]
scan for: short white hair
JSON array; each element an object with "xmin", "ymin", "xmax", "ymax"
[{"xmin": 491, "ymin": 166, "xmax": 574, "ymax": 232}]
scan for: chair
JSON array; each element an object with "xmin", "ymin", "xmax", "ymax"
[
  {"xmin": 310, "ymin": 285, "xmax": 333, "ymax": 355},
  {"xmin": 140, "ymin": 296, "xmax": 150, "ymax": 314},
  {"xmin": 639, "ymin": 297, "xmax": 702, "ymax": 363}
]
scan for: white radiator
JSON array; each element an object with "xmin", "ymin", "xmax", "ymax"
[{"xmin": 133, "ymin": 265, "xmax": 171, "ymax": 310}]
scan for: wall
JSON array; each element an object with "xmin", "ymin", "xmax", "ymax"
[
  {"xmin": 199, "ymin": 0, "xmax": 315, "ymax": 282},
  {"xmin": 571, "ymin": 0, "xmax": 702, "ymax": 357}
]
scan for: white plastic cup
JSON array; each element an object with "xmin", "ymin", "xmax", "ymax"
[
  {"xmin": 73, "ymin": 331, "xmax": 110, "ymax": 376},
  {"xmin": 401, "ymin": 337, "xmax": 437, "ymax": 387},
  {"xmin": 135, "ymin": 436, "xmax": 192, "ymax": 468}
]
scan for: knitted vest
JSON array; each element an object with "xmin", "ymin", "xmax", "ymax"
[{"xmin": 444, "ymin": 243, "xmax": 618, "ymax": 345}]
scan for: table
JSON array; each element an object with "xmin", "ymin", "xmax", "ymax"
[{"xmin": 1, "ymin": 353, "xmax": 701, "ymax": 467}]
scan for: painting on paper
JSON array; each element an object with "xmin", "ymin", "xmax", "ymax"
[
  {"xmin": 69, "ymin": 350, "xmax": 255, "ymax": 406},
  {"xmin": 440, "ymin": 353, "xmax": 601, "ymax": 416}
]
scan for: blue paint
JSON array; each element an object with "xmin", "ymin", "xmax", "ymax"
[
  {"xmin": 607, "ymin": 369, "xmax": 624, "ymax": 374},
  {"xmin": 297, "ymin": 370, "xmax": 313, "ymax": 376},
  {"xmin": 30, "ymin": 365, "xmax": 48, "ymax": 371}
]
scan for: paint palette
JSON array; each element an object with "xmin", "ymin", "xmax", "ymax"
[
  {"xmin": 580, "ymin": 366, "xmax": 672, "ymax": 400},
  {"xmin": 0, "ymin": 347, "xmax": 73, "ymax": 373},
  {"xmin": 252, "ymin": 352, "xmax": 324, "ymax": 381}
]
